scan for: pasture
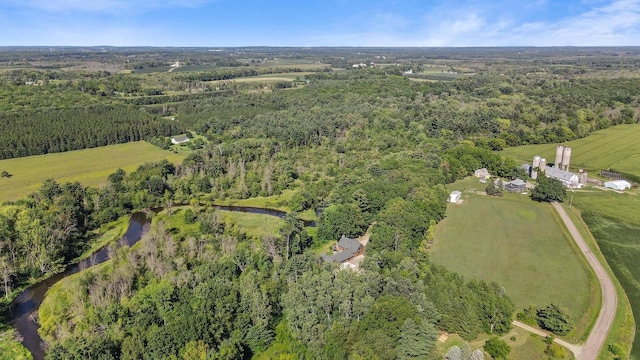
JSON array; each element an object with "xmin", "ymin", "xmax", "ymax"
[
  {"xmin": 0, "ymin": 141, "xmax": 186, "ymax": 203},
  {"xmin": 571, "ymin": 190, "xmax": 640, "ymax": 358},
  {"xmin": 431, "ymin": 183, "xmax": 595, "ymax": 337},
  {"xmin": 501, "ymin": 124, "xmax": 640, "ymax": 176}
]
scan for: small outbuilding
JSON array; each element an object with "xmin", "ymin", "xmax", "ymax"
[
  {"xmin": 474, "ymin": 168, "xmax": 490, "ymax": 178},
  {"xmin": 503, "ymin": 178, "xmax": 527, "ymax": 193},
  {"xmin": 449, "ymin": 191, "xmax": 462, "ymax": 203},
  {"xmin": 171, "ymin": 135, "xmax": 190, "ymax": 145},
  {"xmin": 604, "ymin": 180, "xmax": 631, "ymax": 190}
]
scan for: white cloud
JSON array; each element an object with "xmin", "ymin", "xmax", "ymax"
[{"xmin": 314, "ymin": 0, "xmax": 640, "ymax": 46}]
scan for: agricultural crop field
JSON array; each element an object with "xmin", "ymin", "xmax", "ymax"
[
  {"xmin": 431, "ymin": 182, "xmax": 595, "ymax": 337},
  {"xmin": 0, "ymin": 141, "xmax": 186, "ymax": 203},
  {"xmin": 571, "ymin": 190, "xmax": 640, "ymax": 358},
  {"xmin": 501, "ymin": 124, "xmax": 640, "ymax": 176}
]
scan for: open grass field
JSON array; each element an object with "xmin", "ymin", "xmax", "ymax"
[
  {"xmin": 431, "ymin": 179, "xmax": 595, "ymax": 337},
  {"xmin": 571, "ymin": 190, "xmax": 640, "ymax": 358},
  {"xmin": 501, "ymin": 124, "xmax": 640, "ymax": 176},
  {"xmin": 208, "ymin": 72, "xmax": 314, "ymax": 85},
  {"xmin": 218, "ymin": 210, "xmax": 284, "ymax": 239},
  {"xmin": 0, "ymin": 141, "xmax": 186, "ymax": 203}
]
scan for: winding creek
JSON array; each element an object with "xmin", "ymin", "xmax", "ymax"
[{"xmin": 8, "ymin": 205, "xmax": 313, "ymax": 360}]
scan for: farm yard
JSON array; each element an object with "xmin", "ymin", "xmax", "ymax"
[
  {"xmin": 431, "ymin": 182, "xmax": 597, "ymax": 340},
  {"xmin": 0, "ymin": 141, "xmax": 186, "ymax": 203},
  {"xmin": 501, "ymin": 124, "xmax": 640, "ymax": 177}
]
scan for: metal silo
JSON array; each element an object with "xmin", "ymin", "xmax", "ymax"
[
  {"xmin": 562, "ymin": 147, "xmax": 571, "ymax": 170},
  {"xmin": 532, "ymin": 156, "xmax": 541, "ymax": 179},
  {"xmin": 555, "ymin": 145, "xmax": 564, "ymax": 168},
  {"xmin": 540, "ymin": 158, "xmax": 547, "ymax": 170}
]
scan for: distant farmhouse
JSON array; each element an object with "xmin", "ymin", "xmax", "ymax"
[
  {"xmin": 604, "ymin": 180, "xmax": 631, "ymax": 190},
  {"xmin": 322, "ymin": 236, "xmax": 364, "ymax": 264},
  {"xmin": 171, "ymin": 135, "xmax": 190, "ymax": 145}
]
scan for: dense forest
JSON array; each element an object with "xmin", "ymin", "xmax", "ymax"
[{"xmin": 0, "ymin": 47, "xmax": 639, "ymax": 359}]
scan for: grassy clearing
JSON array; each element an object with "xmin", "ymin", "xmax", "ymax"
[
  {"xmin": 218, "ymin": 211, "xmax": 284, "ymax": 239},
  {"xmin": 75, "ymin": 216, "xmax": 130, "ymax": 262},
  {"xmin": 434, "ymin": 326, "xmax": 574, "ymax": 359},
  {"xmin": 501, "ymin": 124, "xmax": 640, "ymax": 176},
  {"xmin": 214, "ymin": 189, "xmax": 317, "ymax": 221},
  {"xmin": 209, "ymin": 72, "xmax": 314, "ymax": 84},
  {"xmin": 570, "ymin": 191, "xmax": 640, "ymax": 358},
  {"xmin": 432, "ymin": 179, "xmax": 595, "ymax": 339},
  {"xmin": 0, "ymin": 141, "xmax": 186, "ymax": 203}
]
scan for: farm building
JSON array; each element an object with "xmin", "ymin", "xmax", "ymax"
[
  {"xmin": 449, "ymin": 191, "xmax": 462, "ymax": 203},
  {"xmin": 322, "ymin": 236, "xmax": 364, "ymax": 264},
  {"xmin": 503, "ymin": 178, "xmax": 527, "ymax": 193},
  {"xmin": 474, "ymin": 168, "xmax": 490, "ymax": 178},
  {"xmin": 171, "ymin": 135, "xmax": 190, "ymax": 145},
  {"xmin": 543, "ymin": 166, "xmax": 582, "ymax": 188},
  {"xmin": 604, "ymin": 180, "xmax": 631, "ymax": 190}
]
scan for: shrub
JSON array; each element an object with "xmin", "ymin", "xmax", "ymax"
[
  {"xmin": 536, "ymin": 303, "xmax": 573, "ymax": 336},
  {"xmin": 483, "ymin": 337, "xmax": 510, "ymax": 359}
]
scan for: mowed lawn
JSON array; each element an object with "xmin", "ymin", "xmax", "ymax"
[
  {"xmin": 431, "ymin": 194, "xmax": 592, "ymax": 323},
  {"xmin": 501, "ymin": 124, "xmax": 640, "ymax": 176},
  {"xmin": 0, "ymin": 141, "xmax": 186, "ymax": 203}
]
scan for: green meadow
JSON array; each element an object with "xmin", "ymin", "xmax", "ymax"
[
  {"xmin": 0, "ymin": 141, "xmax": 186, "ymax": 203},
  {"xmin": 431, "ymin": 180, "xmax": 596, "ymax": 340},
  {"xmin": 501, "ymin": 124, "xmax": 640, "ymax": 176}
]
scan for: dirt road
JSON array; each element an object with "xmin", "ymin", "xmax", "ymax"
[
  {"xmin": 513, "ymin": 320, "xmax": 582, "ymax": 356},
  {"xmin": 552, "ymin": 202, "xmax": 617, "ymax": 360}
]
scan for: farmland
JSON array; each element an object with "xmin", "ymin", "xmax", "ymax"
[
  {"xmin": 431, "ymin": 180, "xmax": 596, "ymax": 339},
  {"xmin": 571, "ymin": 190, "xmax": 640, "ymax": 358},
  {"xmin": 501, "ymin": 124, "xmax": 640, "ymax": 176},
  {"xmin": 0, "ymin": 141, "xmax": 186, "ymax": 203}
]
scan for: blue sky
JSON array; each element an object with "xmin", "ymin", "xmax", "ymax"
[{"xmin": 1, "ymin": 0, "xmax": 639, "ymax": 46}]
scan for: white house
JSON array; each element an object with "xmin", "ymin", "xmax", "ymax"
[
  {"xmin": 604, "ymin": 180, "xmax": 631, "ymax": 190},
  {"xmin": 449, "ymin": 191, "xmax": 462, "ymax": 203},
  {"xmin": 171, "ymin": 135, "xmax": 190, "ymax": 145}
]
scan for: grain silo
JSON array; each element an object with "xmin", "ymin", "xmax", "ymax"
[
  {"xmin": 532, "ymin": 155, "xmax": 541, "ymax": 179},
  {"xmin": 540, "ymin": 158, "xmax": 547, "ymax": 170},
  {"xmin": 555, "ymin": 145, "xmax": 564, "ymax": 168},
  {"xmin": 562, "ymin": 147, "xmax": 571, "ymax": 170}
]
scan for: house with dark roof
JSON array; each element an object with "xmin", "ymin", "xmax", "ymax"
[{"xmin": 322, "ymin": 236, "xmax": 364, "ymax": 264}]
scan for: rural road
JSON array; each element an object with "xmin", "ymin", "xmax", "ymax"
[{"xmin": 551, "ymin": 202, "xmax": 618, "ymax": 360}]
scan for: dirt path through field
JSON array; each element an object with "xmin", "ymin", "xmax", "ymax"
[
  {"xmin": 552, "ymin": 202, "xmax": 617, "ymax": 360},
  {"xmin": 513, "ymin": 320, "xmax": 582, "ymax": 356}
]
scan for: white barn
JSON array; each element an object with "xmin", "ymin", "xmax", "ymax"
[
  {"xmin": 604, "ymin": 180, "xmax": 631, "ymax": 190},
  {"xmin": 543, "ymin": 166, "xmax": 582, "ymax": 189},
  {"xmin": 449, "ymin": 191, "xmax": 462, "ymax": 203}
]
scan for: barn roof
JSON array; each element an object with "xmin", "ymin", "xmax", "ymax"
[{"xmin": 543, "ymin": 166, "xmax": 576, "ymax": 182}]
